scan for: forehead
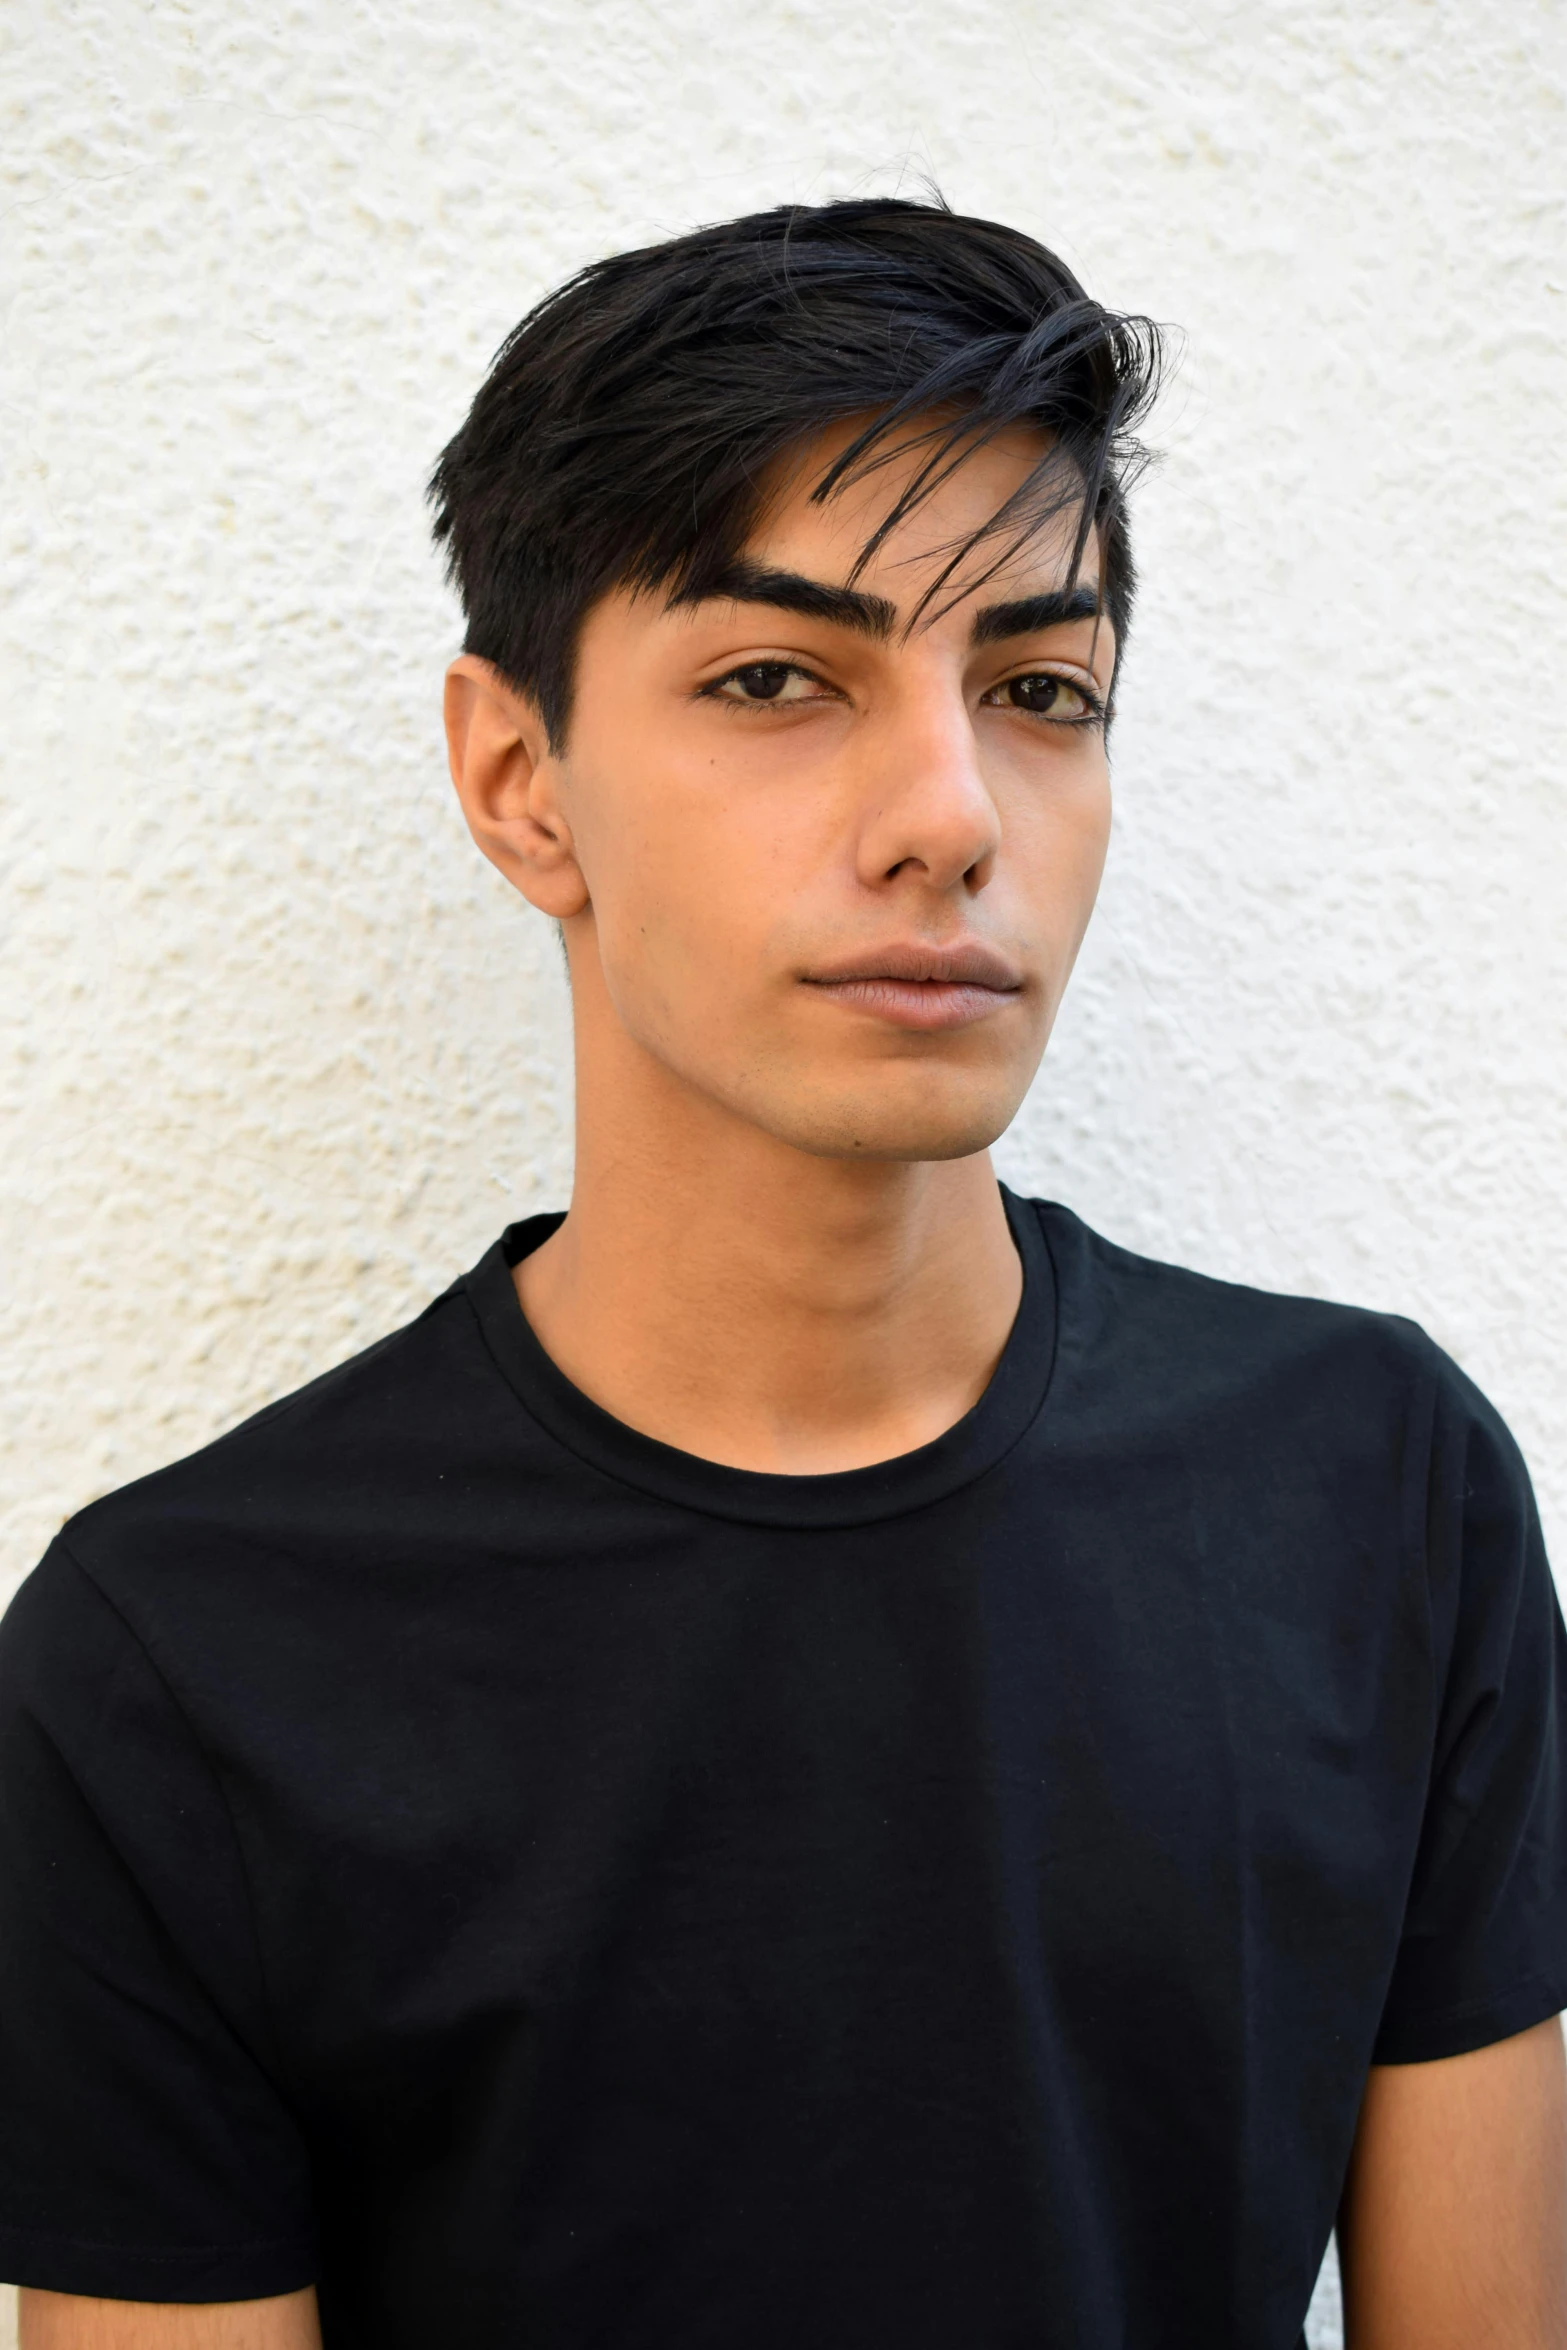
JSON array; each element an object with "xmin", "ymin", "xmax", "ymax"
[{"xmin": 748, "ymin": 413, "xmax": 1088, "ymax": 592}]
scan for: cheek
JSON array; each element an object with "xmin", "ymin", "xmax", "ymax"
[
  {"xmin": 1059, "ymin": 783, "xmax": 1113, "ymax": 963},
  {"xmin": 1077, "ymin": 774, "xmax": 1114, "ymax": 890},
  {"xmin": 572, "ymin": 756, "xmax": 794, "ymax": 1015},
  {"xmin": 1005, "ymin": 757, "xmax": 1112, "ymax": 916}
]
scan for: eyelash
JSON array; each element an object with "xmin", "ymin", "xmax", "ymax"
[{"xmin": 700, "ymin": 663, "xmax": 1105, "ymax": 726}]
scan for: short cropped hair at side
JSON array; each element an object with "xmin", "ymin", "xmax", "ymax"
[{"xmin": 428, "ymin": 197, "xmax": 1165, "ymax": 745}]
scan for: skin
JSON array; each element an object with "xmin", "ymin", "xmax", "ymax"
[
  {"xmin": 17, "ymin": 2293, "xmax": 321, "ymax": 2348},
  {"xmin": 25, "ymin": 420, "xmax": 1566, "ymax": 2344},
  {"xmin": 1338, "ymin": 2017, "xmax": 1567, "ymax": 2348}
]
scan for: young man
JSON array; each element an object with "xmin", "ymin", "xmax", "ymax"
[{"xmin": 1, "ymin": 199, "xmax": 1564, "ymax": 2350}]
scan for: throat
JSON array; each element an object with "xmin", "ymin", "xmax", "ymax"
[{"xmin": 512, "ymin": 1157, "xmax": 1024, "ymax": 1475}]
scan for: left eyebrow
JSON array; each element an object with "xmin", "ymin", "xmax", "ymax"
[{"xmin": 968, "ymin": 586, "xmax": 1104, "ymax": 645}]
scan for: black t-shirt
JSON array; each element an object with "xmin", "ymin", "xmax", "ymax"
[{"xmin": 2, "ymin": 1190, "xmax": 1565, "ymax": 2349}]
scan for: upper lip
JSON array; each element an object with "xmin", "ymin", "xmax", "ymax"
[{"xmin": 803, "ymin": 940, "xmax": 1024, "ymax": 991}]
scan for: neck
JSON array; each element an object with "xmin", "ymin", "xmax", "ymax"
[{"xmin": 515, "ymin": 986, "xmax": 1022, "ymax": 1476}]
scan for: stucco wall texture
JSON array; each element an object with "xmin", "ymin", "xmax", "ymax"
[{"xmin": 3, "ymin": 1, "xmax": 1565, "ymax": 2339}]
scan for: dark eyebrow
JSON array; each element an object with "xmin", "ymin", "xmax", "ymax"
[
  {"xmin": 675, "ymin": 560, "xmax": 897, "ymax": 640},
  {"xmin": 969, "ymin": 586, "xmax": 1104, "ymax": 646},
  {"xmin": 674, "ymin": 564, "xmax": 1103, "ymax": 652}
]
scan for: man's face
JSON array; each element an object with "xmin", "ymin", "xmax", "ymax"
[{"xmin": 495, "ymin": 421, "xmax": 1114, "ymax": 1161}]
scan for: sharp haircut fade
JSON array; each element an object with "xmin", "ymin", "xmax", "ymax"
[{"xmin": 429, "ymin": 197, "xmax": 1165, "ymax": 745}]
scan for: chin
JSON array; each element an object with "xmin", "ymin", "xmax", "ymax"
[{"xmin": 759, "ymin": 1075, "xmax": 1028, "ymax": 1164}]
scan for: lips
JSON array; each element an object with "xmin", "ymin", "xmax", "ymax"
[{"xmin": 801, "ymin": 941, "xmax": 1025, "ymax": 1033}]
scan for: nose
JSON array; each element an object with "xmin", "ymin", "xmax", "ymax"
[{"xmin": 854, "ymin": 677, "xmax": 1000, "ymax": 897}]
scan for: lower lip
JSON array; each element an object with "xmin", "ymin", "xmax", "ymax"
[{"xmin": 805, "ymin": 978, "xmax": 1021, "ymax": 1032}]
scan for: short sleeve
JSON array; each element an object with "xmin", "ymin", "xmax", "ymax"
[
  {"xmin": 1374, "ymin": 1353, "xmax": 1567, "ymax": 2063},
  {"xmin": 0, "ymin": 1541, "xmax": 316, "ymax": 2298}
]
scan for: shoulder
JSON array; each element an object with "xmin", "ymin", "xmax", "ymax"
[
  {"xmin": 1023, "ymin": 1196, "xmax": 1449, "ymax": 1461},
  {"xmin": 16, "ymin": 1253, "xmax": 529, "ymax": 1673},
  {"xmin": 1032, "ymin": 1196, "xmax": 1438, "ymax": 1379},
  {"xmin": 68, "ymin": 1271, "xmax": 486, "ymax": 1538}
]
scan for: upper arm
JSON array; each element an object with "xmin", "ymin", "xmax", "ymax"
[
  {"xmin": 1338, "ymin": 2017, "xmax": 1567, "ymax": 2350},
  {"xmin": 0, "ymin": 1551, "xmax": 315, "ymax": 2304},
  {"xmin": 1343, "ymin": 1358, "xmax": 1567, "ymax": 2344},
  {"xmin": 17, "ymin": 2289, "xmax": 321, "ymax": 2350}
]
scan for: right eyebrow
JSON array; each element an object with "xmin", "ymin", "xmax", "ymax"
[{"xmin": 672, "ymin": 560, "xmax": 898, "ymax": 640}]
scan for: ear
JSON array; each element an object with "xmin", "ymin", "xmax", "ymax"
[{"xmin": 443, "ymin": 655, "xmax": 590, "ymax": 918}]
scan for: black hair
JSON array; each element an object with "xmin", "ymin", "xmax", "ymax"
[{"xmin": 429, "ymin": 197, "xmax": 1165, "ymax": 745}]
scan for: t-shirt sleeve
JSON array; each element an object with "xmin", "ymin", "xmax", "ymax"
[
  {"xmin": 1374, "ymin": 1350, "xmax": 1567, "ymax": 2064},
  {"xmin": 0, "ymin": 1540, "xmax": 317, "ymax": 2298}
]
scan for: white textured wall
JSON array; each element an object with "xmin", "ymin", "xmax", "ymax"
[
  {"xmin": 4, "ymin": 6, "xmax": 1566, "ymax": 2334},
  {"xmin": 5, "ymin": 0, "xmax": 1564, "ymax": 1574}
]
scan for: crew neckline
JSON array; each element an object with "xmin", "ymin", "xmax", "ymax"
[{"xmin": 463, "ymin": 1183, "xmax": 1059, "ymax": 1530}]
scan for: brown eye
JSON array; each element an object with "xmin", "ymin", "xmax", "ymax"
[
  {"xmin": 1000, "ymin": 673, "xmax": 1092, "ymax": 720},
  {"xmin": 710, "ymin": 662, "xmax": 829, "ymax": 706},
  {"xmin": 733, "ymin": 663, "xmax": 791, "ymax": 700}
]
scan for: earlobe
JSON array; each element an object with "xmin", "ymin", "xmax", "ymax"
[{"xmin": 443, "ymin": 655, "xmax": 590, "ymax": 918}]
